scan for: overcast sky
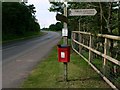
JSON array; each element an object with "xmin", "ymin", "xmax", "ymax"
[{"xmin": 27, "ymin": 0, "xmax": 57, "ymax": 28}]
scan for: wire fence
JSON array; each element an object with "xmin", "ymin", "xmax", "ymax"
[{"xmin": 71, "ymin": 31, "xmax": 120, "ymax": 90}]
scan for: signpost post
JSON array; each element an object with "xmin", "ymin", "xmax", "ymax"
[
  {"xmin": 63, "ymin": 1, "xmax": 68, "ymax": 82},
  {"xmin": 55, "ymin": 0, "xmax": 68, "ymax": 82}
]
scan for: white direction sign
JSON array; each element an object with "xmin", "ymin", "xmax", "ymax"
[
  {"xmin": 49, "ymin": 0, "xmax": 119, "ymax": 2},
  {"xmin": 69, "ymin": 9, "xmax": 97, "ymax": 16}
]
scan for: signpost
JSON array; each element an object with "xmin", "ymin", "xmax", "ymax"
[
  {"xmin": 69, "ymin": 9, "xmax": 97, "ymax": 16},
  {"xmin": 52, "ymin": 0, "xmax": 99, "ymax": 82},
  {"xmin": 55, "ymin": 0, "xmax": 68, "ymax": 82}
]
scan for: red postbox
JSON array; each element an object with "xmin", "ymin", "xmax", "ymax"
[{"xmin": 57, "ymin": 45, "xmax": 70, "ymax": 62}]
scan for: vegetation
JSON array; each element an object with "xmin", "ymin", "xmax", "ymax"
[
  {"xmin": 80, "ymin": 50, "xmax": 120, "ymax": 89},
  {"xmin": 49, "ymin": 1, "xmax": 120, "ymax": 57},
  {"xmin": 22, "ymin": 42, "xmax": 110, "ymax": 88},
  {"xmin": 49, "ymin": 2, "xmax": 120, "ymax": 89},
  {"xmin": 49, "ymin": 22, "xmax": 63, "ymax": 31},
  {"xmin": 2, "ymin": 2, "xmax": 40, "ymax": 41},
  {"xmin": 49, "ymin": 2, "xmax": 120, "ymax": 36}
]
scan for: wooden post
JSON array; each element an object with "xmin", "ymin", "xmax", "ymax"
[
  {"xmin": 63, "ymin": 1, "xmax": 68, "ymax": 82},
  {"xmin": 89, "ymin": 35, "xmax": 93, "ymax": 62},
  {"xmin": 71, "ymin": 32, "xmax": 74, "ymax": 49},
  {"xmin": 104, "ymin": 38, "xmax": 107, "ymax": 66},
  {"xmin": 73, "ymin": 32, "xmax": 76, "ymax": 49},
  {"xmin": 103, "ymin": 38, "xmax": 108, "ymax": 74},
  {"xmin": 71, "ymin": 32, "xmax": 73, "ymax": 48},
  {"xmin": 79, "ymin": 18, "xmax": 81, "ymax": 31},
  {"xmin": 64, "ymin": 62, "xmax": 67, "ymax": 81},
  {"xmin": 79, "ymin": 33, "xmax": 82, "ymax": 54}
]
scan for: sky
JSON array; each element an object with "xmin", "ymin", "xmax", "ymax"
[{"xmin": 27, "ymin": 0, "xmax": 57, "ymax": 28}]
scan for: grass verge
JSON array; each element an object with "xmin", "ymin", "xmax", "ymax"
[{"xmin": 22, "ymin": 41, "xmax": 110, "ymax": 88}]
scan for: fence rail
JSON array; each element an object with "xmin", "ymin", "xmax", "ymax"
[{"xmin": 71, "ymin": 31, "xmax": 120, "ymax": 90}]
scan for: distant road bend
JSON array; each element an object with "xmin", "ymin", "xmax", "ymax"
[{"xmin": 2, "ymin": 31, "xmax": 61, "ymax": 88}]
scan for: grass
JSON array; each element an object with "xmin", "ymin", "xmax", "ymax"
[
  {"xmin": 21, "ymin": 41, "xmax": 110, "ymax": 88},
  {"xmin": 77, "ymin": 50, "xmax": 120, "ymax": 89}
]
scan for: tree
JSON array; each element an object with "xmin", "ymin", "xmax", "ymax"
[
  {"xmin": 49, "ymin": 24, "xmax": 56, "ymax": 31},
  {"xmin": 2, "ymin": 2, "xmax": 40, "ymax": 40},
  {"xmin": 118, "ymin": 1, "xmax": 120, "ymax": 35},
  {"xmin": 49, "ymin": 22, "xmax": 63, "ymax": 31},
  {"xmin": 49, "ymin": 2, "xmax": 119, "ymax": 35}
]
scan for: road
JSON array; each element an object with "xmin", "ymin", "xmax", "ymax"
[{"xmin": 2, "ymin": 31, "xmax": 61, "ymax": 88}]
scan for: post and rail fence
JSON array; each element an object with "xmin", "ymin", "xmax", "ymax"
[{"xmin": 71, "ymin": 31, "xmax": 120, "ymax": 90}]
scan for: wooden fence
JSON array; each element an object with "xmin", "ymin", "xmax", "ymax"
[{"xmin": 71, "ymin": 31, "xmax": 120, "ymax": 90}]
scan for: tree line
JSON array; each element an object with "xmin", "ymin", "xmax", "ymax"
[
  {"xmin": 2, "ymin": 2, "xmax": 40, "ymax": 41},
  {"xmin": 49, "ymin": 2, "xmax": 120, "ymax": 36},
  {"xmin": 49, "ymin": 2, "xmax": 120, "ymax": 54},
  {"xmin": 49, "ymin": 22, "xmax": 63, "ymax": 31}
]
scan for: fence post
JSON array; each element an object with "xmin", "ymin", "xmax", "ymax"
[
  {"xmin": 103, "ymin": 38, "xmax": 108, "ymax": 66},
  {"xmin": 89, "ymin": 35, "xmax": 93, "ymax": 62},
  {"xmin": 71, "ymin": 32, "xmax": 73, "ymax": 48},
  {"xmin": 103, "ymin": 38, "xmax": 108, "ymax": 74},
  {"xmin": 79, "ymin": 33, "xmax": 82, "ymax": 54},
  {"xmin": 73, "ymin": 32, "xmax": 76, "ymax": 49}
]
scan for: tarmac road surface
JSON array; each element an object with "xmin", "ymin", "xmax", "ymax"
[{"xmin": 2, "ymin": 31, "xmax": 61, "ymax": 88}]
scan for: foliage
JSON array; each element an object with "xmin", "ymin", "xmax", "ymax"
[
  {"xmin": 49, "ymin": 2, "xmax": 120, "ymax": 36},
  {"xmin": 49, "ymin": 22, "xmax": 63, "ymax": 31},
  {"xmin": 2, "ymin": 2, "xmax": 40, "ymax": 41},
  {"xmin": 49, "ymin": 1, "xmax": 120, "ymax": 59},
  {"xmin": 49, "ymin": 2, "xmax": 64, "ymax": 13},
  {"xmin": 112, "ymin": 28, "xmax": 119, "ymax": 35},
  {"xmin": 22, "ymin": 42, "xmax": 110, "ymax": 88}
]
